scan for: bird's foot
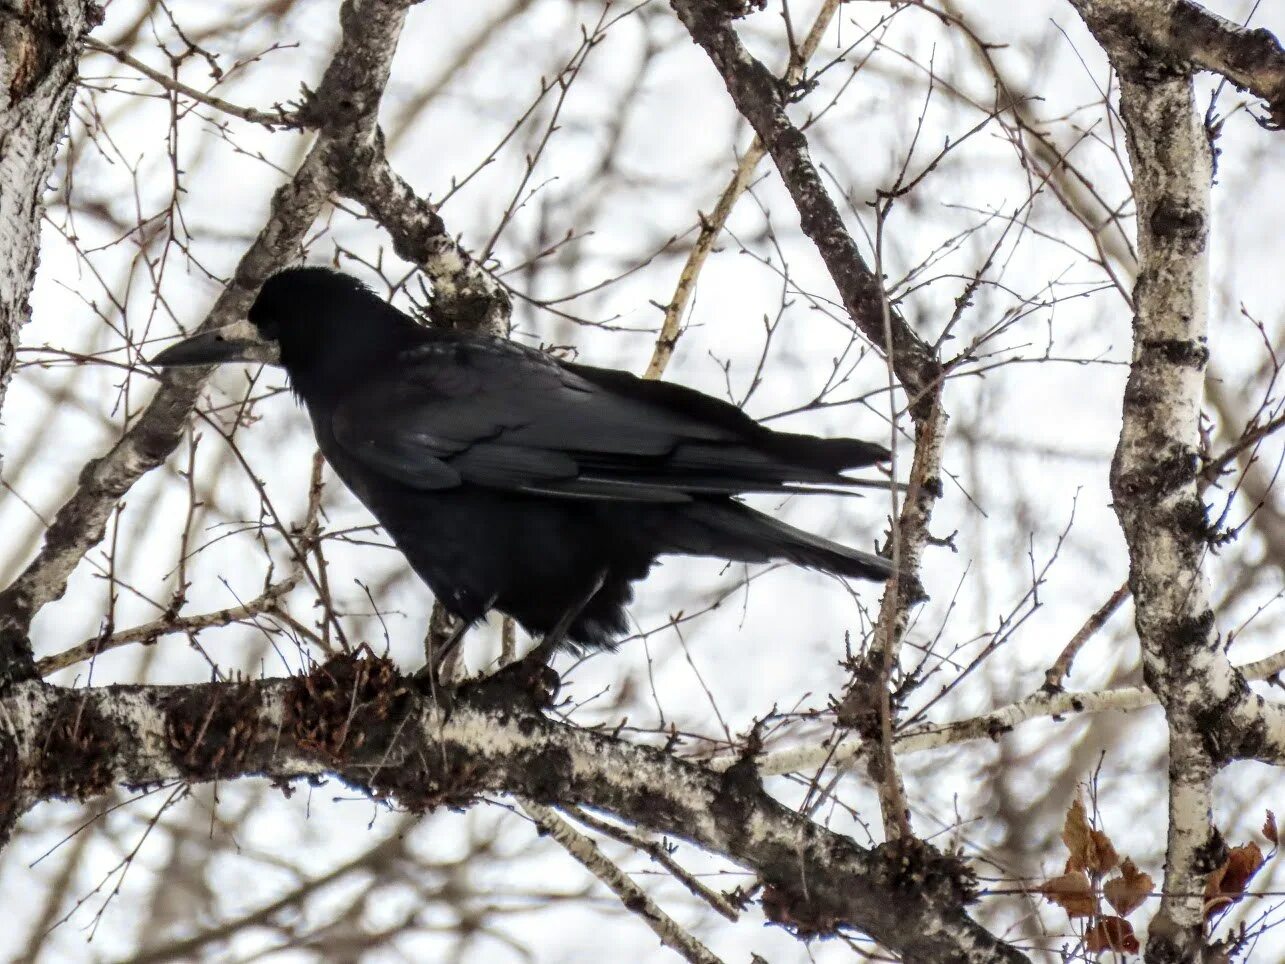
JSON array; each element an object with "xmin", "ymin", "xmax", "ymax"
[
  {"xmin": 462, "ymin": 647, "xmax": 561, "ymax": 713},
  {"xmin": 412, "ymin": 660, "xmax": 460, "ymax": 718}
]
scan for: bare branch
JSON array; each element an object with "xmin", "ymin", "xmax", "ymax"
[
  {"xmin": 1068, "ymin": 0, "xmax": 1285, "ymax": 129},
  {"xmin": 82, "ymin": 37, "xmax": 302, "ymax": 129},
  {"xmin": 0, "ymin": 655, "xmax": 1027, "ymax": 963},
  {"xmin": 644, "ymin": 0, "xmax": 842, "ymax": 380},
  {"xmin": 520, "ymin": 800, "xmax": 725, "ymax": 964},
  {"xmin": 0, "ymin": 0, "xmax": 413, "ymax": 685}
]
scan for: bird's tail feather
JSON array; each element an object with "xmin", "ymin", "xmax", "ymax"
[{"xmin": 668, "ymin": 501, "xmax": 895, "ymax": 581}]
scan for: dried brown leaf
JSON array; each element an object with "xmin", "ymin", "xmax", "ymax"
[
  {"xmin": 1103, "ymin": 858, "xmax": 1153, "ymax": 917},
  {"xmin": 1204, "ymin": 841, "xmax": 1266, "ymax": 920},
  {"xmin": 1039, "ymin": 870, "xmax": 1096, "ymax": 918},
  {"xmin": 1061, "ymin": 796, "xmax": 1119, "ymax": 874},
  {"xmin": 1264, "ymin": 810, "xmax": 1278, "ymax": 846},
  {"xmin": 1085, "ymin": 916, "xmax": 1140, "ymax": 954}
]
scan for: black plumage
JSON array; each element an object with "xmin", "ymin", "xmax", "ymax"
[{"xmin": 151, "ymin": 267, "xmax": 894, "ymax": 651}]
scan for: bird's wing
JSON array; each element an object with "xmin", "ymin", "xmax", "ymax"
[{"xmin": 330, "ymin": 339, "xmax": 882, "ymax": 501}]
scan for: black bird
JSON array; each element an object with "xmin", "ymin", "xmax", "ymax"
[{"xmin": 150, "ymin": 267, "xmax": 894, "ymax": 654}]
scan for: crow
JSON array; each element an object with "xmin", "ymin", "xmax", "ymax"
[{"xmin": 150, "ymin": 267, "xmax": 894, "ymax": 656}]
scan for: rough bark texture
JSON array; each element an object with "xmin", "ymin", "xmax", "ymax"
[
  {"xmin": 1069, "ymin": 0, "xmax": 1285, "ymax": 128},
  {"xmin": 0, "ymin": 652, "xmax": 1027, "ymax": 964},
  {"xmin": 1070, "ymin": 2, "xmax": 1285, "ymax": 959},
  {"xmin": 338, "ymin": 138, "xmax": 513, "ymax": 336},
  {"xmin": 0, "ymin": 1, "xmax": 102, "ymax": 443},
  {"xmin": 1111, "ymin": 69, "xmax": 1221, "ymax": 960},
  {"xmin": 3, "ymin": 1, "xmax": 1283, "ymax": 958}
]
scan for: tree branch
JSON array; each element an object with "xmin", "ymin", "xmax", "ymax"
[
  {"xmin": 0, "ymin": 0, "xmax": 412, "ymax": 687},
  {"xmin": 0, "ymin": 0, "xmax": 105, "ymax": 681},
  {"xmin": 1068, "ymin": 0, "xmax": 1285, "ymax": 129},
  {"xmin": 669, "ymin": 0, "xmax": 952, "ymax": 845},
  {"xmin": 520, "ymin": 799, "xmax": 725, "ymax": 964},
  {"xmin": 337, "ymin": 139, "xmax": 512, "ymax": 336},
  {"xmin": 1071, "ymin": 6, "xmax": 1285, "ymax": 954},
  {"xmin": 0, "ymin": 653, "xmax": 1027, "ymax": 963},
  {"xmin": 668, "ymin": 0, "xmax": 939, "ymax": 402}
]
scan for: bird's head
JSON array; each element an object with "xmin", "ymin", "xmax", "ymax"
[{"xmin": 148, "ymin": 267, "xmax": 419, "ymax": 391}]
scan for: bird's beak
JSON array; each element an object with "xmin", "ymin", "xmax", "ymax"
[{"xmin": 148, "ymin": 319, "xmax": 280, "ymax": 368}]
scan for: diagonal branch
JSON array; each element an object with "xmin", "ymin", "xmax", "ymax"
[
  {"xmin": 669, "ymin": 0, "xmax": 948, "ymax": 845},
  {"xmin": 337, "ymin": 138, "xmax": 512, "ymax": 337},
  {"xmin": 668, "ymin": 0, "xmax": 939, "ymax": 402},
  {"xmin": 520, "ymin": 799, "xmax": 725, "ymax": 964},
  {"xmin": 644, "ymin": 0, "xmax": 842, "ymax": 380}
]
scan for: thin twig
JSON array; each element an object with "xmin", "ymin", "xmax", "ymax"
[{"xmin": 520, "ymin": 800, "xmax": 726, "ymax": 964}]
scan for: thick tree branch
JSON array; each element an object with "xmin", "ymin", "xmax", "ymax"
[
  {"xmin": 0, "ymin": 654, "xmax": 1027, "ymax": 964},
  {"xmin": 0, "ymin": 0, "xmax": 101, "ymax": 413},
  {"xmin": 1068, "ymin": 0, "xmax": 1285, "ymax": 129},
  {"xmin": 1106, "ymin": 63, "xmax": 1224, "ymax": 960},
  {"xmin": 668, "ymin": 0, "xmax": 939, "ymax": 403},
  {"xmin": 1072, "ymin": 9, "xmax": 1285, "ymax": 955},
  {"xmin": 0, "ymin": 0, "xmax": 105, "ymax": 678},
  {"xmin": 337, "ymin": 139, "xmax": 512, "ymax": 336}
]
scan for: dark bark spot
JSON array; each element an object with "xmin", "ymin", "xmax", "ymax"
[
  {"xmin": 1114, "ymin": 448, "xmax": 1199, "ymax": 502},
  {"xmin": 366, "ymin": 743, "xmax": 485, "ymax": 813},
  {"xmin": 711, "ymin": 754, "xmax": 761, "ymax": 852},
  {"xmin": 4, "ymin": 0, "xmax": 66, "ymax": 101},
  {"xmin": 0, "ymin": 622, "xmax": 36, "ymax": 688},
  {"xmin": 1192, "ymin": 824, "xmax": 1229, "ymax": 875},
  {"xmin": 871, "ymin": 836, "xmax": 976, "ymax": 905},
  {"xmin": 1139, "ymin": 338, "xmax": 1210, "ymax": 368},
  {"xmin": 1150, "ymin": 198, "xmax": 1205, "ymax": 241},
  {"xmin": 833, "ymin": 655, "xmax": 882, "ymax": 740},
  {"xmin": 0, "ymin": 731, "xmax": 18, "ymax": 844},
  {"xmin": 286, "ymin": 649, "xmax": 412, "ymax": 764},
  {"xmin": 165, "ymin": 681, "xmax": 266, "ymax": 778},
  {"xmin": 702, "ymin": 0, "xmax": 766, "ymax": 18},
  {"xmin": 1171, "ymin": 608, "xmax": 1217, "ymax": 653},
  {"xmin": 1169, "ymin": 494, "xmax": 1211, "ymax": 540},
  {"xmin": 987, "ymin": 719, "xmax": 1014, "ymax": 740},
  {"xmin": 761, "ymin": 883, "xmax": 843, "ymax": 937},
  {"xmin": 36, "ymin": 697, "xmax": 117, "ymax": 800},
  {"xmin": 1223, "ymin": 705, "xmax": 1269, "ymax": 762},
  {"xmin": 762, "ymin": 837, "xmax": 974, "ymax": 938},
  {"xmin": 1193, "ymin": 688, "xmax": 1267, "ymax": 765}
]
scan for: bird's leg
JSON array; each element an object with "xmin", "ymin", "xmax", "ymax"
[
  {"xmin": 415, "ymin": 597, "xmax": 494, "ymax": 711},
  {"xmin": 483, "ymin": 571, "xmax": 607, "ymax": 708},
  {"xmin": 525, "ymin": 569, "xmax": 607, "ymax": 667},
  {"xmin": 429, "ymin": 616, "xmax": 473, "ymax": 674}
]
